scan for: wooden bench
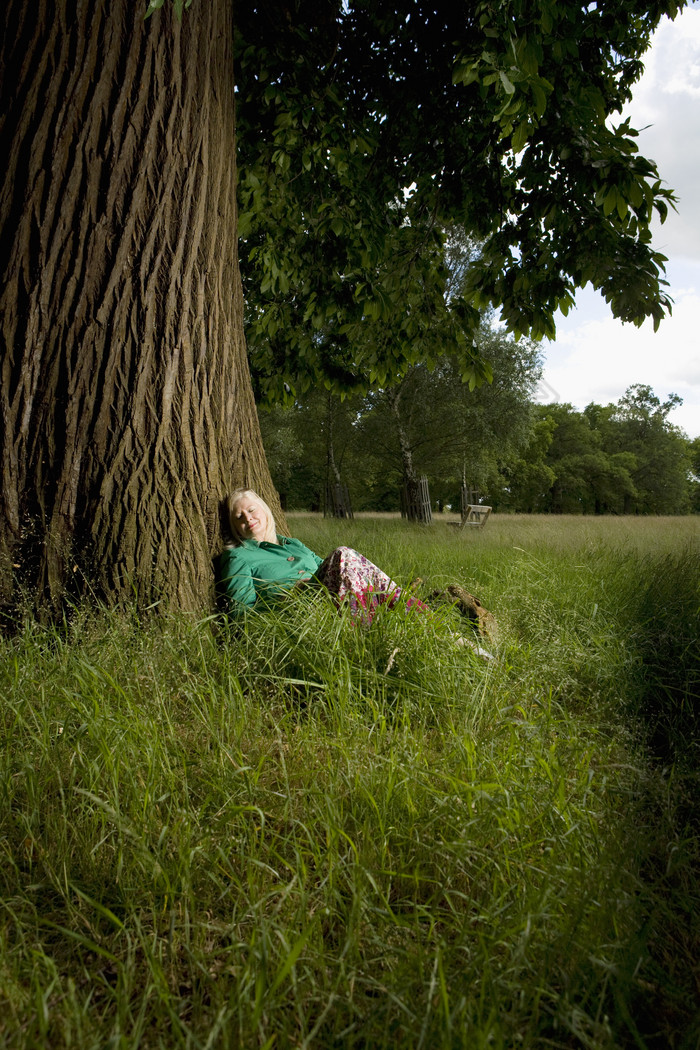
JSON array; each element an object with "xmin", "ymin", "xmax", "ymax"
[{"xmin": 451, "ymin": 504, "xmax": 492, "ymax": 530}]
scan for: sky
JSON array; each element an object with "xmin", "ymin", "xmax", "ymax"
[{"xmin": 540, "ymin": 1, "xmax": 700, "ymax": 439}]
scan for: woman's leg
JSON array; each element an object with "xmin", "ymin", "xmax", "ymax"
[
  {"xmin": 316, "ymin": 547, "xmax": 493, "ymax": 658},
  {"xmin": 315, "ymin": 547, "xmax": 426, "ymax": 623}
]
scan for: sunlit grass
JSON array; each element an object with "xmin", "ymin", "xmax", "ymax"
[{"xmin": 1, "ymin": 516, "xmax": 698, "ymax": 1048}]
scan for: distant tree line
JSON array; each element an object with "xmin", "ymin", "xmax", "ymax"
[
  {"xmin": 259, "ymin": 378, "xmax": 698, "ymax": 515},
  {"xmin": 497, "ymin": 385, "xmax": 695, "ymax": 514}
]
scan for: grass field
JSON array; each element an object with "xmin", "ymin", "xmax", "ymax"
[{"xmin": 2, "ymin": 515, "xmax": 699, "ymax": 1048}]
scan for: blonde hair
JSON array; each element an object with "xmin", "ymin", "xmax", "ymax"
[{"xmin": 226, "ymin": 488, "xmax": 277, "ymax": 545}]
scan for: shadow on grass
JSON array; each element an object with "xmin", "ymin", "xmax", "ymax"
[{"xmin": 620, "ymin": 546, "xmax": 700, "ymax": 774}]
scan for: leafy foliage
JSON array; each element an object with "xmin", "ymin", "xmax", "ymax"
[
  {"xmin": 260, "ymin": 326, "xmax": 542, "ymax": 511},
  {"xmin": 258, "ymin": 390, "xmax": 368, "ymax": 510},
  {"xmin": 235, "ymin": 0, "xmax": 684, "ymax": 399},
  {"xmin": 354, "ymin": 328, "xmax": 542, "ymax": 501},
  {"xmin": 689, "ymin": 436, "xmax": 700, "ymax": 512},
  {"xmin": 236, "ymin": 4, "xmax": 484, "ymax": 400},
  {"xmin": 496, "ymin": 385, "xmax": 693, "ymax": 513}
]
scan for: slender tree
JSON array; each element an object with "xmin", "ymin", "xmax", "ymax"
[
  {"xmin": 0, "ymin": 0, "xmax": 280, "ymax": 614},
  {"xmin": 354, "ymin": 328, "xmax": 541, "ymax": 507}
]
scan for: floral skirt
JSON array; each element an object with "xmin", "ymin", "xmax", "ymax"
[{"xmin": 315, "ymin": 546, "xmax": 426, "ymax": 624}]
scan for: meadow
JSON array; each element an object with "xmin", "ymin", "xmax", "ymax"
[{"xmin": 2, "ymin": 515, "xmax": 699, "ymax": 1048}]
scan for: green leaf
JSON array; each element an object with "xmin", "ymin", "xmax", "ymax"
[
  {"xmin": 511, "ymin": 121, "xmax": 530, "ymax": 154},
  {"xmin": 145, "ymin": 0, "xmax": 194, "ymax": 19},
  {"xmin": 628, "ymin": 181, "xmax": 644, "ymax": 209},
  {"xmin": 499, "ymin": 71, "xmax": 516, "ymax": 95},
  {"xmin": 238, "ymin": 212, "xmax": 253, "ymax": 239},
  {"xmin": 531, "ymin": 82, "xmax": 548, "ymax": 118}
]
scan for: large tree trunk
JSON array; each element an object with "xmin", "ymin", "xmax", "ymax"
[{"xmin": 1, "ymin": 0, "xmax": 282, "ymax": 616}]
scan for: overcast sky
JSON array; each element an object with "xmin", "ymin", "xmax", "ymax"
[{"xmin": 541, "ymin": 1, "xmax": 700, "ymax": 439}]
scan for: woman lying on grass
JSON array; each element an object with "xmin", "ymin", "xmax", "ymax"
[{"xmin": 215, "ymin": 488, "xmax": 495, "ymax": 659}]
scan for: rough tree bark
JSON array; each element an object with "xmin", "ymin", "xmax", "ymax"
[{"xmin": 0, "ymin": 0, "xmax": 282, "ymax": 616}]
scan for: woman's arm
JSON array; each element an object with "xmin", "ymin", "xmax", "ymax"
[{"xmin": 215, "ymin": 548, "xmax": 257, "ymax": 616}]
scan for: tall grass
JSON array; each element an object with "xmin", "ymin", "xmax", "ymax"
[{"xmin": 1, "ymin": 516, "xmax": 698, "ymax": 1048}]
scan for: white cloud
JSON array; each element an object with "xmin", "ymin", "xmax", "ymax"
[
  {"xmin": 544, "ymin": 283, "xmax": 700, "ymax": 438},
  {"xmin": 624, "ymin": 6, "xmax": 700, "ymax": 258},
  {"xmin": 545, "ymin": 5, "xmax": 700, "ymax": 438}
]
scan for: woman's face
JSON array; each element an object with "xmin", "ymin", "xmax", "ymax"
[{"xmin": 231, "ymin": 495, "xmax": 268, "ymax": 542}]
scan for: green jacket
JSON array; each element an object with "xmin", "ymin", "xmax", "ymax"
[{"xmin": 215, "ymin": 536, "xmax": 324, "ymax": 615}]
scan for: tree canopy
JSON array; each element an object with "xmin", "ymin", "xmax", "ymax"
[
  {"xmin": 495, "ymin": 385, "xmax": 693, "ymax": 513},
  {"xmin": 235, "ymin": 0, "xmax": 686, "ymax": 401}
]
